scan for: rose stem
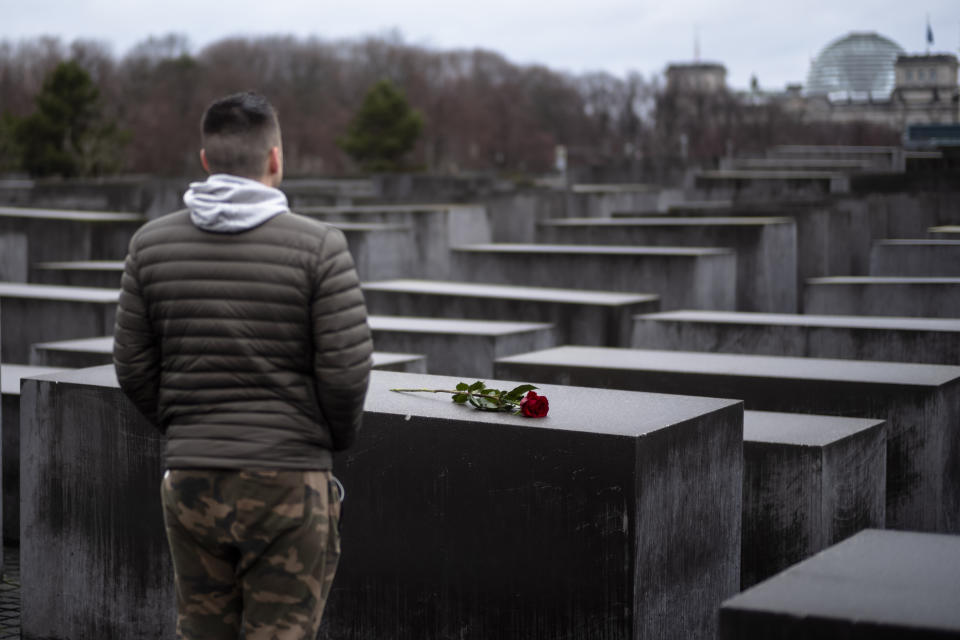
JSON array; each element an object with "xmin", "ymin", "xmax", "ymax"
[{"xmin": 389, "ymin": 388, "xmax": 518, "ymax": 404}]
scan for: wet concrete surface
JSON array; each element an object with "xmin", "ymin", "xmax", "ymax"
[{"xmin": 0, "ymin": 547, "xmax": 20, "ymax": 639}]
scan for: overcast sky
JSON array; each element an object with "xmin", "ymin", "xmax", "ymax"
[{"xmin": 4, "ymin": 0, "xmax": 960, "ymax": 90}]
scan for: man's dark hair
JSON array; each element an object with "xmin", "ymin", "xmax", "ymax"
[{"xmin": 201, "ymin": 92, "xmax": 280, "ymax": 178}]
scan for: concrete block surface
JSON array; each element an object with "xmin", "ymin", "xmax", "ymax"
[
  {"xmin": 869, "ymin": 239, "xmax": 960, "ymax": 277},
  {"xmin": 302, "ymin": 204, "xmax": 491, "ymax": 277},
  {"xmin": 452, "ymin": 243, "xmax": 736, "ymax": 310},
  {"xmin": 20, "ymin": 366, "xmax": 743, "ymax": 640},
  {"xmin": 1, "ymin": 364, "xmax": 66, "ymax": 544},
  {"xmin": 929, "ymin": 225, "xmax": 960, "ymax": 238},
  {"xmin": 0, "ymin": 206, "xmax": 143, "ymax": 282},
  {"xmin": 30, "ymin": 260, "xmax": 125, "ymax": 289},
  {"xmin": 369, "ymin": 315, "xmax": 557, "ymax": 378},
  {"xmin": 363, "ymin": 279, "xmax": 659, "ymax": 347},
  {"xmin": 537, "ymin": 216, "xmax": 797, "ymax": 312},
  {"xmin": 0, "ymin": 282, "xmax": 119, "ymax": 363},
  {"xmin": 720, "ymin": 529, "xmax": 960, "ymax": 639},
  {"xmin": 29, "ymin": 336, "xmax": 428, "ymax": 374},
  {"xmin": 632, "ymin": 310, "xmax": 960, "ymax": 364},
  {"xmin": 693, "ymin": 170, "xmax": 849, "ymax": 203},
  {"xmin": 20, "ymin": 366, "xmax": 170, "ymax": 640},
  {"xmin": 336, "ymin": 222, "xmax": 416, "ymax": 280},
  {"xmin": 495, "ymin": 346, "xmax": 960, "ymax": 534},
  {"xmin": 804, "ymin": 277, "xmax": 960, "ymax": 317},
  {"xmin": 370, "ymin": 351, "xmax": 427, "ymax": 373},
  {"xmin": 741, "ymin": 411, "xmax": 886, "ymax": 589}
]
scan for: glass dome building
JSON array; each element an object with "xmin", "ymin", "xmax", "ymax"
[{"xmin": 806, "ymin": 32, "xmax": 905, "ymax": 99}]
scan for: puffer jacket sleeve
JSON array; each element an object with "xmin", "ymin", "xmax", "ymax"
[
  {"xmin": 113, "ymin": 243, "xmax": 162, "ymax": 427},
  {"xmin": 311, "ymin": 227, "xmax": 373, "ymax": 451}
]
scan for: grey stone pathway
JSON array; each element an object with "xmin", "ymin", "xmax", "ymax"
[{"xmin": 0, "ymin": 547, "xmax": 20, "ymax": 639}]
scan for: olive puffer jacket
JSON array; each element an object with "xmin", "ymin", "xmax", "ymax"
[{"xmin": 113, "ymin": 208, "xmax": 373, "ymax": 470}]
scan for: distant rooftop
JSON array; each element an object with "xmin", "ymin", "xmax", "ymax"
[
  {"xmin": 897, "ymin": 53, "xmax": 959, "ymax": 64},
  {"xmin": 806, "ymin": 32, "xmax": 905, "ymax": 99},
  {"xmin": 666, "ymin": 62, "xmax": 726, "ymax": 71}
]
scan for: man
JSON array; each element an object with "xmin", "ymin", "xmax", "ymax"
[{"xmin": 113, "ymin": 91, "xmax": 373, "ymax": 639}]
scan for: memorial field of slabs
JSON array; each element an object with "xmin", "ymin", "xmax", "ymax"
[{"xmin": 2, "ymin": 143, "xmax": 960, "ymax": 639}]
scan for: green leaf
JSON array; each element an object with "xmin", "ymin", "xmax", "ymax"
[
  {"xmin": 506, "ymin": 384, "xmax": 537, "ymax": 400},
  {"xmin": 468, "ymin": 380, "xmax": 485, "ymax": 392},
  {"xmin": 456, "ymin": 382, "xmax": 469, "ymax": 391},
  {"xmin": 474, "ymin": 396, "xmax": 503, "ymax": 411},
  {"xmin": 452, "ymin": 393, "xmax": 469, "ymax": 404}
]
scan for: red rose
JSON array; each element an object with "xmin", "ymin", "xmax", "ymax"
[{"xmin": 519, "ymin": 390, "xmax": 549, "ymax": 418}]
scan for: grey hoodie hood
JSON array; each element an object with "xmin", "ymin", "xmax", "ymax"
[{"xmin": 184, "ymin": 174, "xmax": 289, "ymax": 233}]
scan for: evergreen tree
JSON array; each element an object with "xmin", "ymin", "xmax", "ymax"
[
  {"xmin": 338, "ymin": 79, "xmax": 424, "ymax": 172},
  {"xmin": 14, "ymin": 60, "xmax": 127, "ymax": 177},
  {"xmin": 0, "ymin": 113, "xmax": 20, "ymax": 173}
]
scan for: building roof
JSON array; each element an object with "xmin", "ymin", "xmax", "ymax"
[
  {"xmin": 666, "ymin": 62, "xmax": 726, "ymax": 72},
  {"xmin": 806, "ymin": 32, "xmax": 905, "ymax": 99},
  {"xmin": 897, "ymin": 54, "xmax": 959, "ymax": 65}
]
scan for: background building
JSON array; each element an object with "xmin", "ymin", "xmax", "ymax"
[
  {"xmin": 805, "ymin": 32, "xmax": 904, "ymax": 100},
  {"xmin": 893, "ymin": 54, "xmax": 960, "ymax": 124},
  {"xmin": 666, "ymin": 63, "xmax": 728, "ymax": 94},
  {"xmin": 665, "ymin": 32, "xmax": 960, "ymax": 132},
  {"xmin": 798, "ymin": 32, "xmax": 958, "ymax": 127}
]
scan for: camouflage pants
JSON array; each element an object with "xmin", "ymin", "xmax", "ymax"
[{"xmin": 160, "ymin": 469, "xmax": 342, "ymax": 640}]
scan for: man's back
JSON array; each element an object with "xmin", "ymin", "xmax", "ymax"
[{"xmin": 114, "ymin": 207, "xmax": 373, "ymax": 469}]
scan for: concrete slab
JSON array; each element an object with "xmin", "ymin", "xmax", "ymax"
[
  {"xmin": 632, "ymin": 310, "xmax": 960, "ymax": 364},
  {"xmin": 20, "ymin": 366, "xmax": 171, "ymax": 640},
  {"xmin": 29, "ymin": 336, "xmax": 427, "ymax": 374},
  {"xmin": 566, "ymin": 183, "xmax": 661, "ymax": 217},
  {"xmin": 729, "ymin": 158, "xmax": 872, "ymax": 172},
  {"xmin": 451, "ymin": 244, "xmax": 737, "ymax": 310},
  {"xmin": 537, "ymin": 216, "xmax": 797, "ymax": 312},
  {"xmin": 362, "ymin": 279, "xmax": 660, "ymax": 347},
  {"xmin": 495, "ymin": 346, "xmax": 960, "ymax": 533},
  {"xmin": 281, "ymin": 177, "xmax": 378, "ymax": 207},
  {"xmin": 0, "ymin": 364, "xmax": 66, "ymax": 396},
  {"xmin": 870, "ymin": 239, "xmax": 960, "ymax": 276},
  {"xmin": 482, "ymin": 189, "xmax": 567, "ymax": 243},
  {"xmin": 20, "ymin": 366, "xmax": 742, "ymax": 640},
  {"xmin": 693, "ymin": 170, "xmax": 850, "ymax": 203},
  {"xmin": 865, "ymin": 192, "xmax": 955, "ymax": 241},
  {"xmin": 659, "ymin": 200, "xmax": 734, "ymax": 216},
  {"xmin": 0, "ymin": 281, "xmax": 120, "ymax": 303},
  {"xmin": 371, "ymin": 352, "xmax": 428, "ymax": 373},
  {"xmin": 930, "ymin": 225, "xmax": 960, "ymax": 237},
  {"xmin": 0, "ymin": 177, "xmax": 187, "ymax": 215},
  {"xmin": 660, "ymin": 200, "xmax": 876, "ymax": 306},
  {"xmin": 804, "ymin": 276, "xmax": 960, "ymax": 317},
  {"xmin": 697, "ymin": 169, "xmax": 838, "ymax": 180},
  {"xmin": 301, "ymin": 204, "xmax": 491, "ymax": 278},
  {"xmin": 369, "ymin": 315, "xmax": 557, "ymax": 378},
  {"xmin": 0, "ymin": 206, "xmax": 143, "ymax": 223},
  {"xmin": 0, "ymin": 206, "xmax": 143, "ymax": 282},
  {"xmin": 1, "ymin": 364, "xmax": 68, "ymax": 544},
  {"xmin": 30, "ymin": 336, "xmax": 113, "ymax": 368},
  {"xmin": 0, "ymin": 282, "xmax": 119, "ymax": 363},
  {"xmin": 767, "ymin": 145, "xmax": 903, "ymax": 171},
  {"xmin": 720, "ymin": 529, "xmax": 960, "ymax": 639},
  {"xmin": 741, "ymin": 411, "xmax": 886, "ymax": 589},
  {"xmin": 334, "ymin": 221, "xmax": 417, "ymax": 281},
  {"xmin": 31, "ymin": 260, "xmax": 125, "ymax": 289}
]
